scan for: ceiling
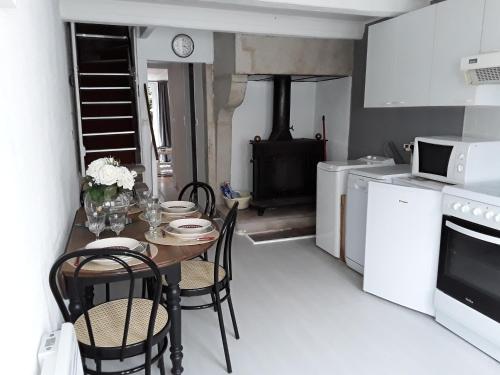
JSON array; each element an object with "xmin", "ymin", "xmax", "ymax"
[
  {"xmin": 119, "ymin": 0, "xmax": 431, "ymax": 20},
  {"xmin": 60, "ymin": 0, "xmax": 432, "ymax": 40}
]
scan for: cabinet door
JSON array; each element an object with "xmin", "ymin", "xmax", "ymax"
[
  {"xmin": 481, "ymin": 0, "xmax": 500, "ymax": 52},
  {"xmin": 393, "ymin": 5, "xmax": 436, "ymax": 107},
  {"xmin": 364, "ymin": 18, "xmax": 398, "ymax": 108},
  {"xmin": 429, "ymin": 0, "xmax": 485, "ymax": 106}
]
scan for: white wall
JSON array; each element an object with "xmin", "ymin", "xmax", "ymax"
[
  {"xmin": 314, "ymin": 77, "xmax": 352, "ymax": 161},
  {"xmin": 463, "ymin": 107, "xmax": 500, "ymax": 140},
  {"xmin": 230, "ymin": 81, "xmax": 318, "ymax": 192},
  {"xmin": 136, "ymin": 27, "xmax": 213, "ymax": 190},
  {"xmin": 0, "ymin": 1, "xmax": 80, "ymax": 374}
]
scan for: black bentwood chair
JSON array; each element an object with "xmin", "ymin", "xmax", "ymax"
[
  {"xmin": 164, "ymin": 201, "xmax": 239, "ymax": 373},
  {"xmin": 49, "ymin": 248, "xmax": 170, "ymax": 375},
  {"xmin": 178, "ymin": 181, "xmax": 216, "ymax": 218},
  {"xmin": 179, "ymin": 181, "xmax": 217, "ymax": 261}
]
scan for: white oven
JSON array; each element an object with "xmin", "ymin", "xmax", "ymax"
[
  {"xmin": 436, "ymin": 183, "xmax": 500, "ymax": 361},
  {"xmin": 412, "ymin": 136, "xmax": 500, "ymax": 185}
]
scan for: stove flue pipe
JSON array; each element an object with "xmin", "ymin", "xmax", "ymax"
[{"xmin": 269, "ymin": 75, "xmax": 293, "ymax": 141}]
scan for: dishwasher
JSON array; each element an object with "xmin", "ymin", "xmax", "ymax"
[{"xmin": 345, "ymin": 164, "xmax": 411, "ymax": 274}]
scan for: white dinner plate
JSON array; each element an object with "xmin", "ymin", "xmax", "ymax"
[
  {"xmin": 169, "ymin": 218, "xmax": 212, "ymax": 234},
  {"xmin": 84, "ymin": 237, "xmax": 144, "ymax": 265},
  {"xmin": 164, "ymin": 224, "xmax": 215, "ymax": 239},
  {"xmin": 160, "ymin": 201, "xmax": 196, "ymax": 213}
]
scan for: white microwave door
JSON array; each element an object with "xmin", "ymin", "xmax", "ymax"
[
  {"xmin": 363, "ymin": 181, "xmax": 442, "ymax": 315},
  {"xmin": 413, "ymin": 141, "xmax": 456, "ymax": 183}
]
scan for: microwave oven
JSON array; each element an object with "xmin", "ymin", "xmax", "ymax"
[{"xmin": 412, "ymin": 136, "xmax": 500, "ymax": 185}]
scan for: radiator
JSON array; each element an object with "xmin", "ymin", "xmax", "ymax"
[{"xmin": 39, "ymin": 323, "xmax": 84, "ymax": 375}]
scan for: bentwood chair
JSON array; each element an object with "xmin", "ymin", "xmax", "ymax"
[
  {"xmin": 49, "ymin": 248, "xmax": 170, "ymax": 375},
  {"xmin": 178, "ymin": 181, "xmax": 216, "ymax": 218},
  {"xmin": 164, "ymin": 202, "xmax": 239, "ymax": 373},
  {"xmin": 179, "ymin": 181, "xmax": 217, "ymax": 261}
]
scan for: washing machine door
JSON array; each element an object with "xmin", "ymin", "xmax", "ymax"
[{"xmin": 345, "ymin": 175, "xmax": 369, "ymax": 274}]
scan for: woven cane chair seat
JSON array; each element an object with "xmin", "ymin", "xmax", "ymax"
[
  {"xmin": 179, "ymin": 260, "xmax": 226, "ymax": 290},
  {"xmin": 74, "ymin": 298, "xmax": 168, "ymax": 347}
]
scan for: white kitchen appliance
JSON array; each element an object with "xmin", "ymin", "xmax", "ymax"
[
  {"xmin": 435, "ymin": 181, "xmax": 500, "ymax": 361},
  {"xmin": 461, "ymin": 51, "xmax": 500, "ymax": 85},
  {"xmin": 316, "ymin": 156, "xmax": 395, "ymax": 258},
  {"xmin": 363, "ymin": 176, "xmax": 445, "ymax": 315},
  {"xmin": 345, "ymin": 164, "xmax": 411, "ymax": 274},
  {"xmin": 412, "ymin": 136, "xmax": 500, "ymax": 185}
]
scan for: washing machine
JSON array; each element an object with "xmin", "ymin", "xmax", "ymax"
[
  {"xmin": 345, "ymin": 164, "xmax": 411, "ymax": 274},
  {"xmin": 316, "ymin": 156, "xmax": 395, "ymax": 258}
]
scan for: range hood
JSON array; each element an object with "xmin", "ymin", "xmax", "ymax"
[{"xmin": 461, "ymin": 51, "xmax": 500, "ymax": 85}]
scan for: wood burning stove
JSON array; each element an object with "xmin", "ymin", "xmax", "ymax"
[{"xmin": 250, "ymin": 75, "xmax": 325, "ymax": 215}]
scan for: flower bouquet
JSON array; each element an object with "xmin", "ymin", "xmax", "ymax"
[{"xmin": 82, "ymin": 157, "xmax": 137, "ymax": 214}]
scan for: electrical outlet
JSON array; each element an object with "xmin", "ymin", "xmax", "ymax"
[{"xmin": 403, "ymin": 143, "xmax": 414, "ymax": 152}]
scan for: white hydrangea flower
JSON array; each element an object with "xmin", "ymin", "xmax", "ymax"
[
  {"xmin": 97, "ymin": 164, "xmax": 121, "ymax": 186},
  {"xmin": 86, "ymin": 158, "xmax": 107, "ymax": 180},
  {"xmin": 117, "ymin": 166, "xmax": 135, "ymax": 190}
]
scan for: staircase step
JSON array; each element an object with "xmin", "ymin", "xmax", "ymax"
[
  {"xmin": 82, "ymin": 118, "xmax": 135, "ymax": 133},
  {"xmin": 85, "ymin": 150, "xmax": 137, "ymax": 166},
  {"xmin": 76, "ymin": 33, "xmax": 128, "ymax": 40},
  {"xmin": 81, "ymin": 103, "xmax": 132, "ymax": 117},
  {"xmin": 76, "ymin": 23, "xmax": 129, "ymax": 37},
  {"xmin": 79, "ymin": 74, "xmax": 131, "ymax": 87},
  {"xmin": 83, "ymin": 133, "xmax": 136, "ymax": 150}
]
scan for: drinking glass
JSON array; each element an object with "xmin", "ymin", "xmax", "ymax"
[
  {"xmin": 87, "ymin": 212, "xmax": 106, "ymax": 240},
  {"xmin": 109, "ymin": 213, "xmax": 126, "ymax": 236},
  {"xmin": 144, "ymin": 203, "xmax": 162, "ymax": 238},
  {"xmin": 136, "ymin": 189, "xmax": 152, "ymax": 211}
]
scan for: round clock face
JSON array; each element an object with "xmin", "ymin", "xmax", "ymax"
[{"xmin": 172, "ymin": 34, "xmax": 194, "ymax": 58}]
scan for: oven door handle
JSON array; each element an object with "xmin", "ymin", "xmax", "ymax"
[{"xmin": 445, "ymin": 220, "xmax": 500, "ymax": 245}]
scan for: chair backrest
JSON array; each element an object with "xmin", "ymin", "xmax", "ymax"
[
  {"xmin": 49, "ymin": 247, "xmax": 163, "ymax": 359},
  {"xmin": 213, "ymin": 201, "xmax": 238, "ymax": 284},
  {"xmin": 178, "ymin": 181, "xmax": 216, "ymax": 218}
]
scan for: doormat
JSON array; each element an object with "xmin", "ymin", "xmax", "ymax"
[{"xmin": 246, "ymin": 226, "xmax": 315, "ymax": 245}]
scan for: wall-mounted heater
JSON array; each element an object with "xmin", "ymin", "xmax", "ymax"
[
  {"xmin": 461, "ymin": 51, "xmax": 500, "ymax": 85},
  {"xmin": 38, "ymin": 323, "xmax": 84, "ymax": 375}
]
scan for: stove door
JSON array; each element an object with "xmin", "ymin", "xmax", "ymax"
[{"xmin": 438, "ymin": 215, "xmax": 500, "ymax": 323}]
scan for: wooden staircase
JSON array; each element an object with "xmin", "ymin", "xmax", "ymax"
[{"xmin": 70, "ymin": 23, "xmax": 141, "ymax": 173}]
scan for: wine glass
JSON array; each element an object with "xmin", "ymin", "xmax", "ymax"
[
  {"xmin": 87, "ymin": 212, "xmax": 106, "ymax": 240},
  {"xmin": 136, "ymin": 189, "xmax": 151, "ymax": 211},
  {"xmin": 109, "ymin": 213, "xmax": 126, "ymax": 236},
  {"xmin": 144, "ymin": 203, "xmax": 162, "ymax": 238}
]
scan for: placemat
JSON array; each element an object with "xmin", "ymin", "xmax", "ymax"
[
  {"xmin": 145, "ymin": 229, "xmax": 219, "ymax": 246},
  {"xmin": 68, "ymin": 244, "xmax": 159, "ymax": 271},
  {"xmin": 138, "ymin": 211, "xmax": 202, "ymax": 224},
  {"xmin": 127, "ymin": 205, "xmax": 142, "ymax": 215}
]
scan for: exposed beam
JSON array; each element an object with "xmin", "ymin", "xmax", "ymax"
[
  {"xmin": 59, "ymin": 0, "xmax": 365, "ymax": 40},
  {"xmin": 195, "ymin": 0, "xmax": 430, "ymax": 17},
  {"xmin": 138, "ymin": 26, "xmax": 155, "ymax": 38}
]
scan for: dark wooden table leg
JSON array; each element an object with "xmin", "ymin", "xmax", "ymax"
[{"xmin": 164, "ymin": 264, "xmax": 183, "ymax": 375}]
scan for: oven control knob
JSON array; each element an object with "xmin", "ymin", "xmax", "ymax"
[
  {"xmin": 452, "ymin": 202, "xmax": 462, "ymax": 211},
  {"xmin": 472, "ymin": 207, "xmax": 482, "ymax": 216},
  {"xmin": 485, "ymin": 211, "xmax": 495, "ymax": 220},
  {"xmin": 461, "ymin": 205, "xmax": 471, "ymax": 213},
  {"xmin": 457, "ymin": 164, "xmax": 464, "ymax": 173}
]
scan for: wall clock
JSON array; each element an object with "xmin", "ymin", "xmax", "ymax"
[{"xmin": 172, "ymin": 34, "xmax": 194, "ymax": 58}]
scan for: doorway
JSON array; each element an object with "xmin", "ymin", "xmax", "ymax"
[{"xmin": 144, "ymin": 61, "xmax": 208, "ymax": 200}]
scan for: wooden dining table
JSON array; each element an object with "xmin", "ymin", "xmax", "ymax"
[{"xmin": 62, "ymin": 207, "xmax": 218, "ymax": 375}]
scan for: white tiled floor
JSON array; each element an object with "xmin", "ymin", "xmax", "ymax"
[{"xmin": 108, "ymin": 235, "xmax": 500, "ymax": 374}]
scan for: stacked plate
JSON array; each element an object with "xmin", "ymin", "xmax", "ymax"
[
  {"xmin": 164, "ymin": 218, "xmax": 215, "ymax": 239},
  {"xmin": 160, "ymin": 201, "xmax": 197, "ymax": 215},
  {"xmin": 84, "ymin": 237, "xmax": 146, "ymax": 265}
]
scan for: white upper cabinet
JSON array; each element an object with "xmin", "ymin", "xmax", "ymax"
[
  {"xmin": 481, "ymin": 0, "xmax": 500, "ymax": 52},
  {"xmin": 364, "ymin": 6, "xmax": 435, "ymax": 107},
  {"xmin": 364, "ymin": 18, "xmax": 397, "ymax": 108},
  {"xmin": 365, "ymin": 0, "xmax": 500, "ymax": 107},
  {"xmin": 429, "ymin": 0, "xmax": 485, "ymax": 106},
  {"xmin": 393, "ymin": 6, "xmax": 436, "ymax": 107}
]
